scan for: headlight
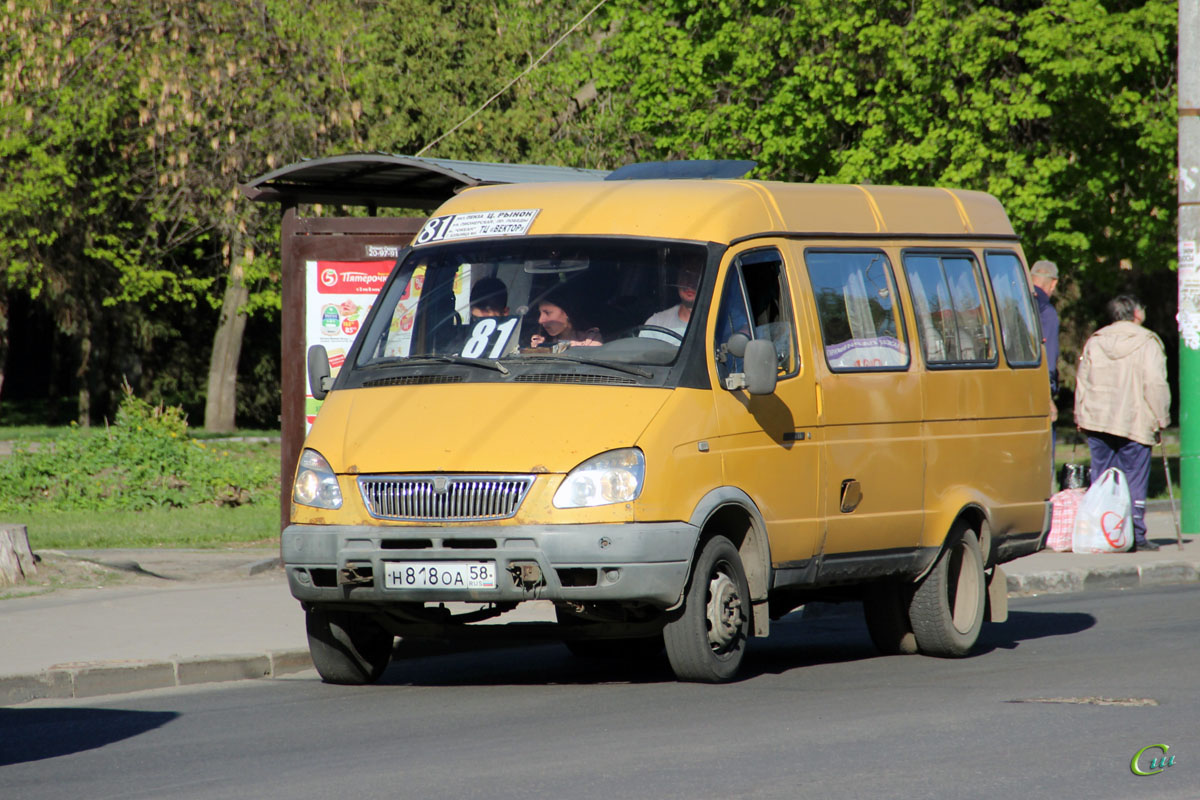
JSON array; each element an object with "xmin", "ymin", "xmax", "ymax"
[
  {"xmin": 293, "ymin": 449, "xmax": 343, "ymax": 509},
  {"xmin": 553, "ymin": 448, "xmax": 645, "ymax": 509}
]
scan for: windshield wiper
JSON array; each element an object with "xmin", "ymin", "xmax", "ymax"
[
  {"xmin": 516, "ymin": 354, "xmax": 653, "ymax": 379},
  {"xmin": 401, "ymin": 355, "xmax": 510, "ymax": 374}
]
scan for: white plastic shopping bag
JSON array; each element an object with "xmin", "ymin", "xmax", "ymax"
[{"xmin": 1071, "ymin": 467, "xmax": 1133, "ymax": 554}]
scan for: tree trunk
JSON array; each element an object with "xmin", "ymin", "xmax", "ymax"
[
  {"xmin": 204, "ymin": 232, "xmax": 250, "ymax": 433},
  {"xmin": 76, "ymin": 330, "xmax": 92, "ymax": 427},
  {"xmin": 0, "ymin": 293, "xmax": 8, "ymax": 412},
  {"xmin": 0, "ymin": 524, "xmax": 37, "ymax": 587}
]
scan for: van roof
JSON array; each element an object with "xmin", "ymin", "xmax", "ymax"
[{"xmin": 432, "ymin": 179, "xmax": 1016, "ymax": 245}]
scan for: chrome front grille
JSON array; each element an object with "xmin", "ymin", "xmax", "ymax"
[{"xmin": 357, "ymin": 475, "xmax": 534, "ymax": 522}]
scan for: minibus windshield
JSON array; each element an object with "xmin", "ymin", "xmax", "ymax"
[{"xmin": 353, "ymin": 238, "xmax": 708, "ymax": 370}]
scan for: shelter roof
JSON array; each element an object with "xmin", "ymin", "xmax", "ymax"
[{"xmin": 240, "ymin": 153, "xmax": 610, "ymax": 210}]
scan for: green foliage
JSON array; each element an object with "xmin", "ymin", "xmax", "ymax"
[
  {"xmin": 0, "ymin": 387, "xmax": 279, "ymax": 512},
  {"xmin": 350, "ymin": 1, "xmax": 615, "ymax": 167},
  {"xmin": 586, "ymin": 0, "xmax": 1177, "ymax": 377},
  {"xmin": 0, "ymin": 0, "xmax": 1181, "ymax": 419}
]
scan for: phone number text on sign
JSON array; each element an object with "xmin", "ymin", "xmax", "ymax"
[{"xmin": 415, "ymin": 209, "xmax": 540, "ymax": 244}]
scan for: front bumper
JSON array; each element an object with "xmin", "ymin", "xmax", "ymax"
[{"xmin": 282, "ymin": 522, "xmax": 700, "ymax": 607}]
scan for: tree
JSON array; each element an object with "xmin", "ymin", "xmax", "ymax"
[
  {"xmin": 349, "ymin": 0, "xmax": 624, "ymax": 166},
  {"xmin": 1, "ymin": 1, "xmax": 368, "ymax": 428},
  {"xmin": 587, "ymin": 0, "xmax": 1177, "ymax": 380},
  {"xmin": 0, "ymin": 2, "xmax": 177, "ymax": 424}
]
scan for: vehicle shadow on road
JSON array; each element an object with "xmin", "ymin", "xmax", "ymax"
[
  {"xmin": 367, "ymin": 605, "xmax": 1097, "ymax": 687},
  {"xmin": 974, "ymin": 609, "xmax": 1096, "ymax": 653},
  {"xmin": 0, "ymin": 707, "xmax": 179, "ymax": 766},
  {"xmin": 377, "ymin": 641, "xmax": 677, "ymax": 687}
]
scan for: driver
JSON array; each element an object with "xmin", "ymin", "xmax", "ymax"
[{"xmin": 643, "ymin": 259, "xmax": 702, "ymax": 341}]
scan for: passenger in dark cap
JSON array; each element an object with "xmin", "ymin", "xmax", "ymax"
[{"xmin": 470, "ymin": 277, "xmax": 509, "ymax": 318}]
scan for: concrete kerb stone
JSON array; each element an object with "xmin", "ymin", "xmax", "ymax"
[
  {"xmin": 1006, "ymin": 569, "xmax": 1086, "ymax": 597},
  {"xmin": 70, "ymin": 661, "xmax": 177, "ymax": 699},
  {"xmin": 1081, "ymin": 565, "xmax": 1142, "ymax": 593},
  {"xmin": 0, "ymin": 648, "xmax": 314, "ymax": 707},
  {"xmin": 245, "ymin": 557, "xmax": 282, "ymax": 577},
  {"xmin": 0, "ymin": 672, "xmax": 71, "ymax": 706},
  {"xmin": 1006, "ymin": 561, "xmax": 1199, "ymax": 597},
  {"xmin": 176, "ymin": 654, "xmax": 272, "ymax": 686},
  {"xmin": 268, "ymin": 648, "xmax": 314, "ymax": 676},
  {"xmin": 1139, "ymin": 562, "xmax": 1199, "ymax": 586}
]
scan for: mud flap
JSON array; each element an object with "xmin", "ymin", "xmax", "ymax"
[
  {"xmin": 753, "ymin": 599, "xmax": 769, "ymax": 637},
  {"xmin": 986, "ymin": 565, "xmax": 1008, "ymax": 623}
]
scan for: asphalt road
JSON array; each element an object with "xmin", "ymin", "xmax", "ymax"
[{"xmin": 2, "ymin": 585, "xmax": 1197, "ymax": 800}]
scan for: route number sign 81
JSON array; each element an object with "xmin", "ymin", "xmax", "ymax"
[{"xmin": 461, "ymin": 316, "xmax": 520, "ymax": 359}]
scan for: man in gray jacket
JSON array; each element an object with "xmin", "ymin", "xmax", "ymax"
[{"xmin": 1074, "ymin": 295, "xmax": 1172, "ymax": 551}]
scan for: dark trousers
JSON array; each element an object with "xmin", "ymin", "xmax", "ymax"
[{"xmin": 1085, "ymin": 431, "xmax": 1151, "ymax": 543}]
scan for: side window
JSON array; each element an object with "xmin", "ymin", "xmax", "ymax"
[
  {"xmin": 805, "ymin": 250, "xmax": 909, "ymax": 371},
  {"xmin": 984, "ymin": 251, "xmax": 1041, "ymax": 366},
  {"xmin": 902, "ymin": 252, "xmax": 997, "ymax": 366},
  {"xmin": 714, "ymin": 249, "xmax": 798, "ymax": 383}
]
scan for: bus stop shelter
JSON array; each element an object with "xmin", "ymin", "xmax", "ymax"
[{"xmin": 240, "ymin": 153, "xmax": 609, "ymax": 529}]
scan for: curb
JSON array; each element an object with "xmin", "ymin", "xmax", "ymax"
[
  {"xmin": 0, "ymin": 649, "xmax": 312, "ymax": 707},
  {"xmin": 245, "ymin": 557, "xmax": 282, "ymax": 576},
  {"xmin": 4, "ymin": 563, "xmax": 1198, "ymax": 707},
  {"xmin": 1006, "ymin": 561, "xmax": 1199, "ymax": 597}
]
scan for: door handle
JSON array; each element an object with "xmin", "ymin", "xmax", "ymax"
[{"xmin": 840, "ymin": 479, "xmax": 863, "ymax": 513}]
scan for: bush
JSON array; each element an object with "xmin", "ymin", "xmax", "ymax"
[{"xmin": 0, "ymin": 385, "xmax": 278, "ymax": 512}]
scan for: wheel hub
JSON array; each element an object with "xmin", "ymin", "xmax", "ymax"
[{"xmin": 706, "ymin": 569, "xmax": 744, "ymax": 652}]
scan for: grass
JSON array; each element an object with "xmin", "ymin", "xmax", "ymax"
[
  {"xmin": 0, "ymin": 425, "xmax": 280, "ymax": 441},
  {"xmin": 0, "ymin": 419, "xmax": 283, "ymax": 549},
  {"xmin": 14, "ymin": 502, "xmax": 282, "ymax": 550}
]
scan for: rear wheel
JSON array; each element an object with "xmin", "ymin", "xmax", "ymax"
[
  {"xmin": 306, "ymin": 607, "xmax": 393, "ymax": 685},
  {"xmin": 862, "ymin": 582, "xmax": 918, "ymax": 655},
  {"xmin": 663, "ymin": 535, "xmax": 751, "ymax": 683},
  {"xmin": 908, "ymin": 523, "xmax": 986, "ymax": 657}
]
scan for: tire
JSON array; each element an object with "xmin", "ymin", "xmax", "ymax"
[
  {"xmin": 908, "ymin": 523, "xmax": 986, "ymax": 658},
  {"xmin": 306, "ymin": 607, "xmax": 394, "ymax": 685},
  {"xmin": 862, "ymin": 582, "xmax": 918, "ymax": 655},
  {"xmin": 663, "ymin": 535, "xmax": 752, "ymax": 683}
]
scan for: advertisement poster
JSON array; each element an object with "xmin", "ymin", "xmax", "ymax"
[
  {"xmin": 1180, "ymin": 240, "xmax": 1200, "ymax": 351},
  {"xmin": 305, "ymin": 259, "xmax": 395, "ymax": 429}
]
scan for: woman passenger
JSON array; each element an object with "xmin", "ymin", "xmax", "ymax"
[{"xmin": 529, "ymin": 291, "xmax": 602, "ymax": 350}]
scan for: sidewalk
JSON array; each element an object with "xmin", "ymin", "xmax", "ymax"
[
  {"xmin": 1, "ymin": 508, "xmax": 1195, "ymax": 706},
  {"xmin": 1003, "ymin": 507, "xmax": 1196, "ymax": 596}
]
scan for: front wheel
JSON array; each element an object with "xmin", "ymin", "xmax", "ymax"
[
  {"xmin": 908, "ymin": 523, "xmax": 986, "ymax": 657},
  {"xmin": 306, "ymin": 608, "xmax": 394, "ymax": 685},
  {"xmin": 663, "ymin": 535, "xmax": 751, "ymax": 683}
]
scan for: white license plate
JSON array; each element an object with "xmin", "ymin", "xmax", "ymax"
[{"xmin": 383, "ymin": 561, "xmax": 497, "ymax": 590}]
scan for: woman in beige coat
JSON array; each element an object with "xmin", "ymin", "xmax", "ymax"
[{"xmin": 1074, "ymin": 295, "xmax": 1171, "ymax": 551}]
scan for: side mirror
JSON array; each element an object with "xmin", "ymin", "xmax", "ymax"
[
  {"xmin": 743, "ymin": 339, "xmax": 778, "ymax": 395},
  {"xmin": 307, "ymin": 345, "xmax": 333, "ymax": 401}
]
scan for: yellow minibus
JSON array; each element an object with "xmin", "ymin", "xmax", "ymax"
[{"xmin": 288, "ymin": 161, "xmax": 1052, "ymax": 683}]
